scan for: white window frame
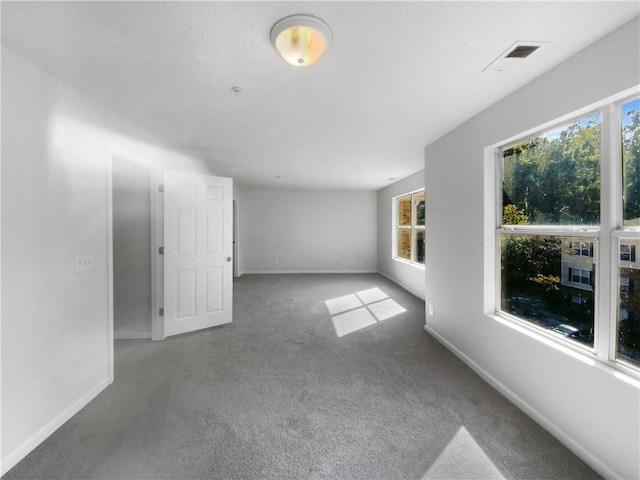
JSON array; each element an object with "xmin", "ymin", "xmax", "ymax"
[
  {"xmin": 484, "ymin": 86, "xmax": 640, "ymax": 376},
  {"xmin": 392, "ymin": 189, "xmax": 426, "ymax": 268}
]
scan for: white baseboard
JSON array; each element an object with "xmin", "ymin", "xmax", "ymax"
[
  {"xmin": 377, "ymin": 270, "xmax": 426, "ymax": 301},
  {"xmin": 1, "ymin": 377, "xmax": 112, "ymax": 476},
  {"xmin": 114, "ymin": 331, "xmax": 151, "ymax": 339},
  {"xmin": 422, "ymin": 324, "xmax": 620, "ymax": 480},
  {"xmin": 240, "ymin": 269, "xmax": 378, "ymax": 275}
]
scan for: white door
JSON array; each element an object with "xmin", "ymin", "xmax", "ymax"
[{"xmin": 163, "ymin": 171, "xmax": 233, "ymax": 337}]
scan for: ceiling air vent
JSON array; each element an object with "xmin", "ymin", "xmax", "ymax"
[
  {"xmin": 483, "ymin": 41, "xmax": 546, "ymax": 73},
  {"xmin": 505, "ymin": 45, "xmax": 540, "ymax": 59}
]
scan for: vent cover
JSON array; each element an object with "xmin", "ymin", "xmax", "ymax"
[
  {"xmin": 505, "ymin": 45, "xmax": 540, "ymax": 59},
  {"xmin": 483, "ymin": 41, "xmax": 546, "ymax": 72}
]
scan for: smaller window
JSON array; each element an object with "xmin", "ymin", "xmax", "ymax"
[
  {"xmin": 570, "ymin": 241, "xmax": 594, "ymax": 257},
  {"xmin": 569, "ymin": 268, "xmax": 592, "ymax": 286},
  {"xmin": 620, "ymin": 244, "xmax": 636, "ymax": 263},
  {"xmin": 569, "ymin": 268, "xmax": 591, "ymax": 285},
  {"xmin": 571, "ymin": 294, "xmax": 588, "ymax": 305},
  {"xmin": 395, "ymin": 189, "xmax": 425, "ymax": 266},
  {"xmin": 620, "ymin": 276, "xmax": 630, "ymax": 294}
]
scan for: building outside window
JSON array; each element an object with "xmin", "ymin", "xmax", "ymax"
[
  {"xmin": 497, "ymin": 94, "xmax": 640, "ymax": 370},
  {"xmin": 395, "ymin": 189, "xmax": 425, "ymax": 265}
]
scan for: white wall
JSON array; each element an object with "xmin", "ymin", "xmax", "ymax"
[
  {"xmin": 1, "ymin": 47, "xmax": 210, "ymax": 474},
  {"xmin": 377, "ymin": 171, "xmax": 425, "ymax": 299},
  {"xmin": 424, "ymin": 17, "xmax": 640, "ymax": 479},
  {"xmin": 237, "ymin": 188, "xmax": 377, "ymax": 274}
]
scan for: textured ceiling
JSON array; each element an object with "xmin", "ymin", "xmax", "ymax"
[{"xmin": 2, "ymin": 1, "xmax": 639, "ymax": 190}]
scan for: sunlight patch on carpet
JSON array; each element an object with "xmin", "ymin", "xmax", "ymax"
[
  {"xmin": 355, "ymin": 287, "xmax": 388, "ymax": 304},
  {"xmin": 367, "ymin": 298, "xmax": 406, "ymax": 321},
  {"xmin": 331, "ymin": 308, "xmax": 378, "ymax": 337},
  {"xmin": 421, "ymin": 427, "xmax": 506, "ymax": 480},
  {"xmin": 327, "ymin": 288, "xmax": 406, "ymax": 338},
  {"xmin": 325, "ymin": 293, "xmax": 363, "ymax": 315}
]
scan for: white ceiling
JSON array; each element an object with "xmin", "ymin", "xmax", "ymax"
[{"xmin": 2, "ymin": 1, "xmax": 638, "ymax": 190}]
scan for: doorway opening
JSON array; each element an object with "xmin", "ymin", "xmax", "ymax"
[
  {"xmin": 111, "ymin": 156, "xmax": 153, "ymax": 339},
  {"xmin": 107, "ymin": 151, "xmax": 163, "ymax": 380}
]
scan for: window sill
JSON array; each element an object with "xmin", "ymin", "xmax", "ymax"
[
  {"xmin": 392, "ymin": 257, "xmax": 425, "ymax": 270},
  {"xmin": 487, "ymin": 311, "xmax": 640, "ymax": 387}
]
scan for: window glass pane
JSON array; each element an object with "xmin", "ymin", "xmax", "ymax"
[
  {"xmin": 413, "ymin": 229, "xmax": 425, "ymax": 264},
  {"xmin": 622, "ymin": 98, "xmax": 640, "ymax": 227},
  {"xmin": 398, "ymin": 195, "xmax": 412, "ymax": 226},
  {"xmin": 617, "ymin": 237, "xmax": 640, "ymax": 367},
  {"xmin": 502, "ymin": 113, "xmax": 601, "ymax": 226},
  {"xmin": 397, "ymin": 229, "xmax": 411, "ymax": 260},
  {"xmin": 414, "ymin": 190, "xmax": 426, "ymax": 226},
  {"xmin": 501, "ymin": 233, "xmax": 595, "ymax": 347}
]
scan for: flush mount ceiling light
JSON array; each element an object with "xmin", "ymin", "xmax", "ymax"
[{"xmin": 270, "ymin": 14, "xmax": 333, "ymax": 67}]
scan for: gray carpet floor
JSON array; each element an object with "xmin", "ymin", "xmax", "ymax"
[{"xmin": 3, "ymin": 274, "xmax": 600, "ymax": 479}]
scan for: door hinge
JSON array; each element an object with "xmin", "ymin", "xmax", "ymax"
[
  {"xmin": 159, "ymin": 246, "xmax": 164, "ymax": 255},
  {"xmin": 158, "ymin": 184, "xmax": 164, "ymax": 193},
  {"xmin": 159, "ymin": 308, "xmax": 164, "ymax": 317}
]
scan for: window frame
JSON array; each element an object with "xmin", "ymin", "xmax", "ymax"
[
  {"xmin": 393, "ymin": 188, "xmax": 426, "ymax": 267},
  {"xmin": 489, "ymin": 87, "xmax": 640, "ymax": 375}
]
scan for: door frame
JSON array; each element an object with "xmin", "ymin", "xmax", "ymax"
[
  {"xmin": 107, "ymin": 146, "xmax": 163, "ymax": 379},
  {"xmin": 233, "ymin": 197, "xmax": 240, "ymax": 277}
]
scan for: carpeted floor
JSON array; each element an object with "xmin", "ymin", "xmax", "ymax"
[{"xmin": 3, "ymin": 274, "xmax": 600, "ymax": 479}]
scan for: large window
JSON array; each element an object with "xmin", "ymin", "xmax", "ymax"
[
  {"xmin": 497, "ymin": 94, "xmax": 640, "ymax": 370},
  {"xmin": 395, "ymin": 190, "xmax": 425, "ymax": 265}
]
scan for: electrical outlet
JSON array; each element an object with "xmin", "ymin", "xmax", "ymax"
[
  {"xmin": 74, "ymin": 255, "xmax": 94, "ymax": 273},
  {"xmin": 428, "ymin": 304, "xmax": 434, "ymax": 316},
  {"xmin": 274, "ymin": 259, "xmax": 279, "ymax": 265},
  {"xmin": 352, "ymin": 259, "xmax": 357, "ymax": 265}
]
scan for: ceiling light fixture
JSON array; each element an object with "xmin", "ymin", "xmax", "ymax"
[{"xmin": 270, "ymin": 14, "xmax": 332, "ymax": 67}]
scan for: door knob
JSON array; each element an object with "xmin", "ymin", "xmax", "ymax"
[{"xmin": 226, "ymin": 256, "xmax": 232, "ymax": 262}]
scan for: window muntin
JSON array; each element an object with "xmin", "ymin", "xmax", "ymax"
[
  {"xmin": 395, "ymin": 189, "xmax": 425, "ymax": 266},
  {"xmin": 497, "ymin": 95, "xmax": 640, "ymax": 370}
]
